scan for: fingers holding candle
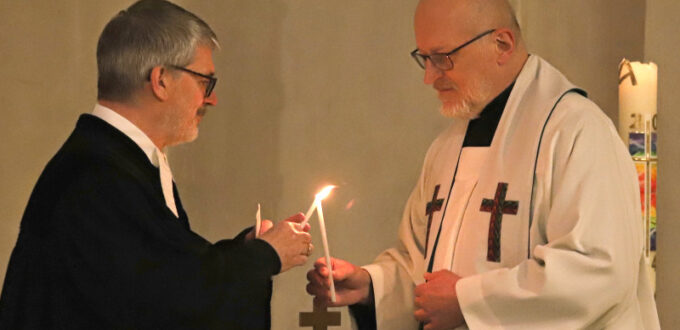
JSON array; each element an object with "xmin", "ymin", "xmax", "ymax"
[
  {"xmin": 306, "ymin": 257, "xmax": 373, "ymax": 307},
  {"xmin": 300, "ymin": 184, "xmax": 339, "ymax": 302},
  {"xmin": 306, "ymin": 259, "xmax": 336, "ymax": 306},
  {"xmin": 281, "ymin": 212, "xmax": 310, "ymax": 232},
  {"xmin": 315, "ymin": 202, "xmax": 336, "ymax": 302},
  {"xmin": 259, "ymin": 220, "xmax": 273, "ymax": 236},
  {"xmin": 245, "ymin": 219, "xmax": 272, "ymax": 241},
  {"xmin": 260, "ymin": 214, "xmax": 313, "ymax": 273}
]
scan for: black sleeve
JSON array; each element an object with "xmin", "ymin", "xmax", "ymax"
[
  {"xmin": 348, "ymin": 280, "xmax": 377, "ymax": 329},
  {"xmin": 47, "ymin": 164, "xmax": 279, "ymax": 328}
]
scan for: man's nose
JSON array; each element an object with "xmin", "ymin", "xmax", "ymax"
[
  {"xmin": 204, "ymin": 90, "xmax": 217, "ymax": 106},
  {"xmin": 423, "ymin": 60, "xmax": 443, "ymax": 85}
]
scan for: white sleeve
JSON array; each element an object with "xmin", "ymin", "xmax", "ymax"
[
  {"xmin": 360, "ymin": 141, "xmax": 437, "ymax": 330},
  {"xmin": 457, "ymin": 98, "xmax": 659, "ymax": 329}
]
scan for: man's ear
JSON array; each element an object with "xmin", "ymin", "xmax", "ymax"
[
  {"xmin": 494, "ymin": 28, "xmax": 516, "ymax": 65},
  {"xmin": 149, "ymin": 66, "xmax": 171, "ymax": 101}
]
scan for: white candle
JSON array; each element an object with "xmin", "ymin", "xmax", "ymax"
[
  {"xmin": 316, "ymin": 202, "xmax": 337, "ymax": 302},
  {"xmin": 301, "ymin": 199, "xmax": 318, "ymax": 228},
  {"xmin": 618, "ymin": 59, "xmax": 658, "ymax": 144},
  {"xmin": 301, "ymin": 185, "xmax": 336, "ymax": 227},
  {"xmin": 255, "ymin": 203, "xmax": 261, "ymax": 238}
]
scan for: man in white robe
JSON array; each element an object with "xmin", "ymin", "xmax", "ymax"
[{"xmin": 306, "ymin": 0, "xmax": 660, "ymax": 329}]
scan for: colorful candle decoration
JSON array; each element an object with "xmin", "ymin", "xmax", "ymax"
[
  {"xmin": 618, "ymin": 59, "xmax": 657, "ymax": 146},
  {"xmin": 618, "ymin": 58, "xmax": 658, "ymax": 292}
]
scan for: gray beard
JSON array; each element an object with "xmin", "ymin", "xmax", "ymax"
[
  {"xmin": 438, "ymin": 78, "xmax": 491, "ymax": 120},
  {"xmin": 439, "ymin": 100, "xmax": 482, "ymax": 119}
]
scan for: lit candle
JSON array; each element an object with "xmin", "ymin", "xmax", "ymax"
[
  {"xmin": 302, "ymin": 200, "xmax": 318, "ymax": 228},
  {"xmin": 301, "ymin": 185, "xmax": 336, "ymax": 227},
  {"xmin": 618, "ymin": 59, "xmax": 657, "ymax": 144},
  {"xmin": 299, "ymin": 185, "xmax": 337, "ymax": 302},
  {"xmin": 316, "ymin": 201, "xmax": 337, "ymax": 302}
]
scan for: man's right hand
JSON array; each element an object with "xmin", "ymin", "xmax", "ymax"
[
  {"xmin": 306, "ymin": 257, "xmax": 372, "ymax": 307},
  {"xmin": 259, "ymin": 213, "xmax": 312, "ymax": 273}
]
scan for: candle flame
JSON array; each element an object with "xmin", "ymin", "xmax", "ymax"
[{"xmin": 316, "ymin": 185, "xmax": 336, "ymax": 200}]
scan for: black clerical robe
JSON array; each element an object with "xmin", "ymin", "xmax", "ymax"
[{"xmin": 0, "ymin": 115, "xmax": 281, "ymax": 329}]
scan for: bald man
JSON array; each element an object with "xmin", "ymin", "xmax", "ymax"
[{"xmin": 306, "ymin": 0, "xmax": 660, "ymax": 329}]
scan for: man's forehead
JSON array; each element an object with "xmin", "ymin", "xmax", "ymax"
[
  {"xmin": 414, "ymin": 0, "xmax": 482, "ymax": 52},
  {"xmin": 414, "ymin": 18, "xmax": 470, "ymax": 53},
  {"xmin": 188, "ymin": 45, "xmax": 216, "ymax": 73}
]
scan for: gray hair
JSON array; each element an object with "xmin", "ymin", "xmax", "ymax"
[{"xmin": 97, "ymin": 0, "xmax": 219, "ymax": 102}]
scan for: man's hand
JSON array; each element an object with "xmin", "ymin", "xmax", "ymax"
[
  {"xmin": 414, "ymin": 270, "xmax": 464, "ymax": 330},
  {"xmin": 245, "ymin": 220, "xmax": 273, "ymax": 240},
  {"xmin": 246, "ymin": 213, "xmax": 311, "ymax": 241},
  {"xmin": 306, "ymin": 257, "xmax": 372, "ymax": 307},
  {"xmin": 259, "ymin": 213, "xmax": 313, "ymax": 273}
]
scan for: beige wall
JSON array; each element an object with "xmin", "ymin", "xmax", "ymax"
[
  {"xmin": 0, "ymin": 0, "xmax": 126, "ymax": 289},
  {"xmin": 171, "ymin": 1, "xmax": 444, "ymax": 328},
  {"xmin": 0, "ymin": 0, "xmax": 675, "ymax": 329},
  {"xmin": 0, "ymin": 1, "xmax": 441, "ymax": 328},
  {"xmin": 646, "ymin": 0, "xmax": 680, "ymax": 328},
  {"xmin": 517, "ymin": 0, "xmax": 646, "ymax": 121}
]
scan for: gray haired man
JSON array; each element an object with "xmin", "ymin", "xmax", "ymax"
[{"xmin": 0, "ymin": 1, "xmax": 312, "ymax": 328}]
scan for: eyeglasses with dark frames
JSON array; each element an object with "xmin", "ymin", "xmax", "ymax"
[
  {"xmin": 410, "ymin": 29, "xmax": 496, "ymax": 71},
  {"xmin": 170, "ymin": 65, "xmax": 217, "ymax": 98}
]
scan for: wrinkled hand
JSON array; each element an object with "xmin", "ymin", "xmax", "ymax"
[
  {"xmin": 245, "ymin": 214, "xmax": 311, "ymax": 241},
  {"xmin": 414, "ymin": 270, "xmax": 464, "ymax": 330},
  {"xmin": 245, "ymin": 220, "xmax": 274, "ymax": 241},
  {"xmin": 260, "ymin": 213, "xmax": 313, "ymax": 273},
  {"xmin": 306, "ymin": 257, "xmax": 372, "ymax": 307}
]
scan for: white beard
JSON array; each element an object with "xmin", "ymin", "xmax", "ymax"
[
  {"xmin": 439, "ymin": 77, "xmax": 492, "ymax": 120},
  {"xmin": 439, "ymin": 99, "xmax": 481, "ymax": 119}
]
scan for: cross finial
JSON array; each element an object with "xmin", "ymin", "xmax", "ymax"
[{"xmin": 299, "ymin": 301, "xmax": 341, "ymax": 330}]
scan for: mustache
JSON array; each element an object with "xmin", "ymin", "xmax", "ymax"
[
  {"xmin": 197, "ymin": 107, "xmax": 207, "ymax": 116},
  {"xmin": 434, "ymin": 78, "xmax": 456, "ymax": 91}
]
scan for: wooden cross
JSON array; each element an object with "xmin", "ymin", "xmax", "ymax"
[
  {"xmin": 299, "ymin": 302, "xmax": 341, "ymax": 330},
  {"xmin": 479, "ymin": 182, "xmax": 519, "ymax": 262},
  {"xmin": 425, "ymin": 184, "xmax": 445, "ymax": 251}
]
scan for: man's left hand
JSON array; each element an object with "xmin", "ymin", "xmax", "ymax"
[
  {"xmin": 245, "ymin": 220, "xmax": 273, "ymax": 240},
  {"xmin": 246, "ymin": 214, "xmax": 311, "ymax": 240},
  {"xmin": 414, "ymin": 270, "xmax": 464, "ymax": 330}
]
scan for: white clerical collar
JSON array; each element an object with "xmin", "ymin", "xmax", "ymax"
[{"xmin": 91, "ymin": 103, "xmax": 162, "ymax": 168}]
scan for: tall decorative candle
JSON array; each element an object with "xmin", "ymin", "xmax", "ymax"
[
  {"xmin": 618, "ymin": 59, "xmax": 657, "ymax": 145},
  {"xmin": 618, "ymin": 59, "xmax": 659, "ymax": 293}
]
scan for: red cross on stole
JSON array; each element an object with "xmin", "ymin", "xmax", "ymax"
[
  {"xmin": 480, "ymin": 182, "xmax": 519, "ymax": 262},
  {"xmin": 425, "ymin": 185, "xmax": 445, "ymax": 253}
]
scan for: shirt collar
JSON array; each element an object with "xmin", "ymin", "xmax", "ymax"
[
  {"xmin": 91, "ymin": 103, "xmax": 163, "ymax": 168},
  {"xmin": 477, "ymin": 81, "xmax": 514, "ymax": 121},
  {"xmin": 462, "ymin": 82, "xmax": 515, "ymax": 147}
]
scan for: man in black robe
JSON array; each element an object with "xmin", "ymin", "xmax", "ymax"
[{"xmin": 0, "ymin": 1, "xmax": 313, "ymax": 328}]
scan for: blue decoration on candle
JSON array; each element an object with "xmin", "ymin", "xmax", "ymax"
[{"xmin": 629, "ymin": 132, "xmax": 645, "ymax": 157}]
